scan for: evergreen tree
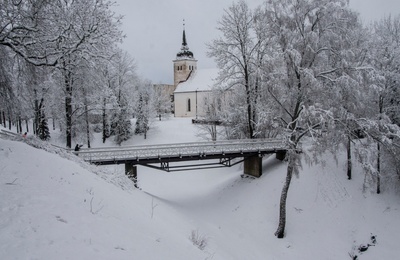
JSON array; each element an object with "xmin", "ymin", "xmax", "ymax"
[
  {"xmin": 134, "ymin": 80, "xmax": 154, "ymax": 139},
  {"xmin": 37, "ymin": 111, "xmax": 50, "ymax": 141},
  {"xmin": 113, "ymin": 108, "xmax": 132, "ymax": 145},
  {"xmin": 134, "ymin": 92, "xmax": 150, "ymax": 137}
]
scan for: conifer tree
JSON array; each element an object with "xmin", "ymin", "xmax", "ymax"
[
  {"xmin": 134, "ymin": 80, "xmax": 154, "ymax": 139},
  {"xmin": 134, "ymin": 93, "xmax": 150, "ymax": 137},
  {"xmin": 37, "ymin": 111, "xmax": 50, "ymax": 141},
  {"xmin": 113, "ymin": 108, "xmax": 132, "ymax": 145}
]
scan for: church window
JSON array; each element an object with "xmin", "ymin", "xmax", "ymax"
[{"xmin": 187, "ymin": 98, "xmax": 191, "ymax": 112}]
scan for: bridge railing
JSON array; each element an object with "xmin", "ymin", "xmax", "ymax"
[{"xmin": 77, "ymin": 139, "xmax": 287, "ymax": 163}]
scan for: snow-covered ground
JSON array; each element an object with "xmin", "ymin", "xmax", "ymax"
[{"xmin": 1, "ymin": 117, "xmax": 399, "ymax": 259}]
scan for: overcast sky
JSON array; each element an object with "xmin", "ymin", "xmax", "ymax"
[{"xmin": 112, "ymin": 0, "xmax": 400, "ymax": 84}]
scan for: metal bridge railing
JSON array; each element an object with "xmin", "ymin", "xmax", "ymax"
[{"xmin": 77, "ymin": 139, "xmax": 287, "ymax": 164}]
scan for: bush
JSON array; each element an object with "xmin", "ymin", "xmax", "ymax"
[{"xmin": 189, "ymin": 229, "xmax": 208, "ymax": 250}]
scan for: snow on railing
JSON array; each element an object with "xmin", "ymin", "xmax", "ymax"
[{"xmin": 76, "ymin": 139, "xmax": 287, "ymax": 163}]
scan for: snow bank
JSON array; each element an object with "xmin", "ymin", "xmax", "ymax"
[
  {"xmin": 0, "ymin": 138, "xmax": 206, "ymax": 259},
  {"xmin": 1, "ymin": 118, "xmax": 399, "ymax": 259}
]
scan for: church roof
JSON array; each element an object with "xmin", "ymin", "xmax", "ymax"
[{"xmin": 174, "ymin": 68, "xmax": 219, "ymax": 93}]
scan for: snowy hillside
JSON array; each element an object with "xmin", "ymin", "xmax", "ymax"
[{"xmin": 1, "ymin": 118, "xmax": 399, "ymax": 259}]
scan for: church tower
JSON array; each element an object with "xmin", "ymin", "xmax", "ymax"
[{"xmin": 173, "ymin": 21, "xmax": 197, "ymax": 88}]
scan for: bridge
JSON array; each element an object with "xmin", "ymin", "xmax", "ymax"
[{"xmin": 76, "ymin": 139, "xmax": 288, "ymax": 187}]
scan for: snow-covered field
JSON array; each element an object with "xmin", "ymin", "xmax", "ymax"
[{"xmin": 1, "ymin": 117, "xmax": 399, "ymax": 259}]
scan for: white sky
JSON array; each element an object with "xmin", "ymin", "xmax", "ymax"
[{"xmin": 112, "ymin": 0, "xmax": 400, "ymax": 84}]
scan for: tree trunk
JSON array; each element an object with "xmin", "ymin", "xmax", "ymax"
[
  {"xmin": 211, "ymin": 124, "xmax": 217, "ymax": 141},
  {"xmin": 376, "ymin": 94, "xmax": 383, "ymax": 194},
  {"xmin": 244, "ymin": 64, "xmax": 254, "ymax": 139},
  {"xmin": 347, "ymin": 136, "xmax": 352, "ymax": 180},
  {"xmin": 16, "ymin": 118, "xmax": 20, "ymax": 133},
  {"xmin": 8, "ymin": 109, "xmax": 11, "ymax": 130},
  {"xmin": 34, "ymin": 89, "xmax": 40, "ymax": 135},
  {"xmin": 84, "ymin": 91, "xmax": 91, "ymax": 148},
  {"xmin": 275, "ymin": 154, "xmax": 294, "ymax": 238},
  {"xmin": 18, "ymin": 116, "xmax": 22, "ymax": 133},
  {"xmin": 377, "ymin": 142, "xmax": 381, "ymax": 194},
  {"xmin": 65, "ymin": 72, "xmax": 73, "ymax": 148},
  {"xmin": 102, "ymin": 97, "xmax": 107, "ymax": 143},
  {"xmin": 2, "ymin": 111, "xmax": 6, "ymax": 128},
  {"xmin": 246, "ymin": 88, "xmax": 253, "ymax": 138}
]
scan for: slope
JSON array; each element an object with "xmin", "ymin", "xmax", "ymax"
[{"xmin": 1, "ymin": 117, "xmax": 400, "ymax": 259}]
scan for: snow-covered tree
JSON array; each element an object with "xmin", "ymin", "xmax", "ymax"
[
  {"xmin": 55, "ymin": 0, "xmax": 123, "ymax": 148},
  {"xmin": 106, "ymin": 50, "xmax": 137, "ymax": 145},
  {"xmin": 134, "ymin": 80, "xmax": 154, "ymax": 139},
  {"xmin": 0, "ymin": 0, "xmax": 123, "ymax": 147},
  {"xmin": 256, "ymin": 0, "xmax": 365, "ymax": 238},
  {"xmin": 153, "ymin": 85, "xmax": 172, "ymax": 121},
  {"xmin": 0, "ymin": 47, "xmax": 16, "ymax": 130},
  {"xmin": 365, "ymin": 15, "xmax": 400, "ymax": 193},
  {"xmin": 37, "ymin": 110, "xmax": 50, "ymax": 141},
  {"xmin": 196, "ymin": 90, "xmax": 223, "ymax": 141},
  {"xmin": 112, "ymin": 106, "xmax": 132, "ymax": 145},
  {"xmin": 208, "ymin": 1, "xmax": 267, "ymax": 139}
]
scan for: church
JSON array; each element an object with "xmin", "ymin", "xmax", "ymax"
[{"xmin": 155, "ymin": 26, "xmax": 218, "ymax": 118}]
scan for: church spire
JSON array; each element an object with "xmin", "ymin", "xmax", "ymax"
[
  {"xmin": 182, "ymin": 29, "xmax": 187, "ymax": 47},
  {"xmin": 182, "ymin": 19, "xmax": 187, "ymax": 47},
  {"xmin": 176, "ymin": 19, "xmax": 194, "ymax": 60}
]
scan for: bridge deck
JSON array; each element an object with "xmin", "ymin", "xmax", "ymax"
[{"xmin": 77, "ymin": 139, "xmax": 287, "ymax": 166}]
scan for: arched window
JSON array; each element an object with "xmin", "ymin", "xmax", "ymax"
[{"xmin": 187, "ymin": 98, "xmax": 191, "ymax": 112}]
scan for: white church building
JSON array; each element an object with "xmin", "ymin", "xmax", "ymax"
[{"xmin": 169, "ymin": 27, "xmax": 218, "ymax": 117}]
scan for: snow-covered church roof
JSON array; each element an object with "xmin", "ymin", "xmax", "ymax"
[{"xmin": 174, "ymin": 68, "xmax": 219, "ymax": 93}]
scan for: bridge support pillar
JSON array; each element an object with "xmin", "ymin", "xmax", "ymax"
[
  {"xmin": 125, "ymin": 163, "xmax": 138, "ymax": 188},
  {"xmin": 244, "ymin": 156, "xmax": 263, "ymax": 178},
  {"xmin": 276, "ymin": 151, "xmax": 287, "ymax": 161}
]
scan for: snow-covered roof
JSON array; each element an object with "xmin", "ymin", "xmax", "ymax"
[{"xmin": 174, "ymin": 68, "xmax": 219, "ymax": 93}]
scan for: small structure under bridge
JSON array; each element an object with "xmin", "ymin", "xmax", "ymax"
[{"xmin": 76, "ymin": 139, "xmax": 288, "ymax": 187}]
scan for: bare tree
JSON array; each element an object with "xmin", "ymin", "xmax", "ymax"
[{"xmin": 208, "ymin": 1, "xmax": 265, "ymax": 139}]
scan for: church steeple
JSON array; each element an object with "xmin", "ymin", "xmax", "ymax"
[
  {"xmin": 176, "ymin": 19, "xmax": 194, "ymax": 60},
  {"xmin": 173, "ymin": 19, "xmax": 197, "ymax": 87}
]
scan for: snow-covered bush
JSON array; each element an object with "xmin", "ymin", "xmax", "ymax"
[{"xmin": 189, "ymin": 229, "xmax": 208, "ymax": 250}]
